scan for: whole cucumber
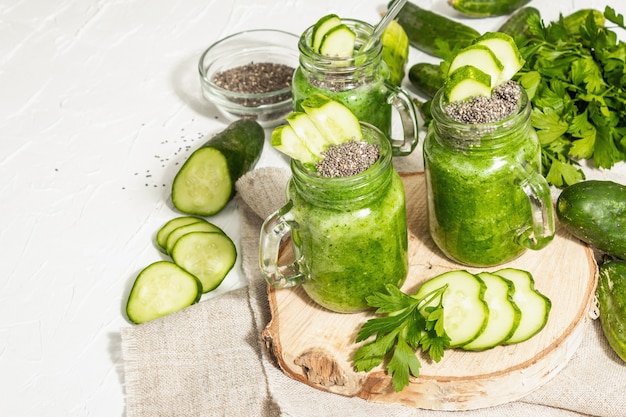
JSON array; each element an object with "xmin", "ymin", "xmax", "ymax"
[
  {"xmin": 448, "ymin": 0, "xmax": 531, "ymax": 18},
  {"xmin": 556, "ymin": 180, "xmax": 626, "ymax": 260},
  {"xmin": 393, "ymin": 1, "xmax": 480, "ymax": 58},
  {"xmin": 597, "ymin": 259, "xmax": 626, "ymax": 362}
]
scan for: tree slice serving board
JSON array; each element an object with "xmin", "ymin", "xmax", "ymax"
[{"xmin": 261, "ymin": 172, "xmax": 597, "ymax": 410}]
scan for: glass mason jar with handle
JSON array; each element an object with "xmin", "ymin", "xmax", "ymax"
[
  {"xmin": 423, "ymin": 87, "xmax": 555, "ymax": 267},
  {"xmin": 292, "ymin": 18, "xmax": 419, "ymax": 156},
  {"xmin": 259, "ymin": 123, "xmax": 408, "ymax": 313}
]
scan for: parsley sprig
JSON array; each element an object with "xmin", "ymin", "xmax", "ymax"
[
  {"xmin": 352, "ymin": 284, "xmax": 450, "ymax": 392},
  {"xmin": 515, "ymin": 7, "xmax": 626, "ymax": 187}
]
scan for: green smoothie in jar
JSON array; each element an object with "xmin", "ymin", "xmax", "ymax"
[
  {"xmin": 288, "ymin": 158, "xmax": 407, "ymax": 312},
  {"xmin": 292, "ymin": 17, "xmax": 418, "ymax": 156},
  {"xmin": 424, "ymin": 83, "xmax": 555, "ymax": 267}
]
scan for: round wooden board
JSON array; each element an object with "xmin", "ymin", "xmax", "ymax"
[{"xmin": 261, "ymin": 172, "xmax": 598, "ymax": 410}]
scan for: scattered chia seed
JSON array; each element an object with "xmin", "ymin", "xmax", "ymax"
[
  {"xmin": 212, "ymin": 62, "xmax": 294, "ymax": 107},
  {"xmin": 315, "ymin": 141, "xmax": 380, "ymax": 178},
  {"xmin": 445, "ymin": 81, "xmax": 522, "ymax": 124}
]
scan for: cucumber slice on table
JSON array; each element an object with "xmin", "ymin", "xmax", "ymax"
[
  {"xmin": 126, "ymin": 261, "xmax": 202, "ymax": 324},
  {"xmin": 462, "ymin": 272, "xmax": 522, "ymax": 351},
  {"xmin": 472, "ymin": 32, "xmax": 525, "ymax": 84},
  {"xmin": 448, "ymin": 44, "xmax": 504, "ymax": 88},
  {"xmin": 156, "ymin": 216, "xmax": 207, "ymax": 253},
  {"xmin": 300, "ymin": 94, "xmax": 362, "ymax": 145},
  {"xmin": 493, "ymin": 268, "xmax": 551, "ymax": 344},
  {"xmin": 319, "ymin": 24, "xmax": 356, "ymax": 58},
  {"xmin": 171, "ymin": 119, "xmax": 264, "ymax": 216},
  {"xmin": 271, "ymin": 124, "xmax": 318, "ymax": 164},
  {"xmin": 171, "ymin": 231, "xmax": 237, "ymax": 293},
  {"xmin": 414, "ymin": 270, "xmax": 489, "ymax": 348},
  {"xmin": 165, "ymin": 221, "xmax": 224, "ymax": 255},
  {"xmin": 444, "ymin": 65, "xmax": 492, "ymax": 103},
  {"xmin": 312, "ymin": 14, "xmax": 341, "ymax": 53}
]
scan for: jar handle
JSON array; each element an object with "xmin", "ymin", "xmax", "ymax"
[
  {"xmin": 259, "ymin": 200, "xmax": 306, "ymax": 288},
  {"xmin": 386, "ymin": 82, "xmax": 419, "ymax": 156},
  {"xmin": 516, "ymin": 163, "xmax": 556, "ymax": 250}
]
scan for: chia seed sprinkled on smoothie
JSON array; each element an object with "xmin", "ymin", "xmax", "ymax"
[
  {"xmin": 445, "ymin": 81, "xmax": 522, "ymax": 124},
  {"xmin": 315, "ymin": 141, "xmax": 380, "ymax": 177}
]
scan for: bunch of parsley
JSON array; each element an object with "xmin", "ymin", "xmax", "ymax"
[
  {"xmin": 352, "ymin": 284, "xmax": 450, "ymax": 392},
  {"xmin": 515, "ymin": 7, "xmax": 626, "ymax": 187}
]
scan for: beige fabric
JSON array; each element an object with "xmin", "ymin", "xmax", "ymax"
[{"xmin": 121, "ymin": 163, "xmax": 626, "ymax": 417}]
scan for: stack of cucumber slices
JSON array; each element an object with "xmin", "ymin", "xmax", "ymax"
[
  {"xmin": 272, "ymin": 93, "xmax": 363, "ymax": 165},
  {"xmin": 415, "ymin": 268, "xmax": 551, "ymax": 350},
  {"xmin": 444, "ymin": 32, "xmax": 525, "ymax": 103},
  {"xmin": 126, "ymin": 216, "xmax": 237, "ymax": 324}
]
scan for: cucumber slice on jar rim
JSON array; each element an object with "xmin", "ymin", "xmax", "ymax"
[
  {"xmin": 443, "ymin": 65, "xmax": 492, "ymax": 103},
  {"xmin": 448, "ymin": 44, "xmax": 504, "ymax": 88},
  {"xmin": 286, "ymin": 111, "xmax": 332, "ymax": 156},
  {"xmin": 319, "ymin": 24, "xmax": 356, "ymax": 58},
  {"xmin": 270, "ymin": 124, "xmax": 319, "ymax": 164},
  {"xmin": 311, "ymin": 14, "xmax": 341, "ymax": 53},
  {"xmin": 472, "ymin": 32, "xmax": 525, "ymax": 83},
  {"xmin": 300, "ymin": 94, "xmax": 363, "ymax": 145}
]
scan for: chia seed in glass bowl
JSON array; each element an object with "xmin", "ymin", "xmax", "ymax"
[{"xmin": 199, "ymin": 29, "xmax": 299, "ymax": 128}]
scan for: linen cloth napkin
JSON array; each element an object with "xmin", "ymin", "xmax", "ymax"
[{"xmin": 121, "ymin": 156, "xmax": 626, "ymax": 417}]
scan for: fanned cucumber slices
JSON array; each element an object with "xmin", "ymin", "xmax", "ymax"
[
  {"xmin": 126, "ymin": 216, "xmax": 237, "ymax": 324},
  {"xmin": 415, "ymin": 268, "xmax": 550, "ymax": 351},
  {"xmin": 272, "ymin": 93, "xmax": 363, "ymax": 164},
  {"xmin": 444, "ymin": 32, "xmax": 525, "ymax": 102}
]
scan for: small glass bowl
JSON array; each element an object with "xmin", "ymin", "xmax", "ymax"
[{"xmin": 199, "ymin": 29, "xmax": 299, "ymax": 128}]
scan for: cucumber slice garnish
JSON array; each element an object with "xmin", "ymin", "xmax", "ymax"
[
  {"xmin": 300, "ymin": 94, "xmax": 362, "ymax": 145},
  {"xmin": 448, "ymin": 44, "xmax": 504, "ymax": 88},
  {"xmin": 286, "ymin": 111, "xmax": 332, "ymax": 155},
  {"xmin": 171, "ymin": 231, "xmax": 237, "ymax": 293},
  {"xmin": 414, "ymin": 270, "xmax": 489, "ymax": 348},
  {"xmin": 126, "ymin": 261, "xmax": 202, "ymax": 324},
  {"xmin": 493, "ymin": 268, "xmax": 551, "ymax": 344},
  {"xmin": 462, "ymin": 272, "xmax": 522, "ymax": 350},
  {"xmin": 472, "ymin": 32, "xmax": 525, "ymax": 84},
  {"xmin": 319, "ymin": 24, "xmax": 356, "ymax": 58},
  {"xmin": 271, "ymin": 124, "xmax": 319, "ymax": 164},
  {"xmin": 443, "ymin": 65, "xmax": 492, "ymax": 102},
  {"xmin": 312, "ymin": 14, "xmax": 341, "ymax": 53},
  {"xmin": 164, "ymin": 221, "xmax": 224, "ymax": 255},
  {"xmin": 156, "ymin": 216, "xmax": 207, "ymax": 253}
]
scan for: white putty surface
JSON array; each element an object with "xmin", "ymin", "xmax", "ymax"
[{"xmin": 1, "ymin": 1, "xmax": 624, "ymax": 416}]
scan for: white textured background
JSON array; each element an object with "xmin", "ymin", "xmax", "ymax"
[{"xmin": 1, "ymin": 1, "xmax": 624, "ymax": 416}]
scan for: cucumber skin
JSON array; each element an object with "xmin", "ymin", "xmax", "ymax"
[
  {"xmin": 556, "ymin": 180, "xmax": 626, "ymax": 260},
  {"xmin": 497, "ymin": 7, "xmax": 540, "ymax": 37},
  {"xmin": 408, "ymin": 63, "xmax": 444, "ymax": 99},
  {"xmin": 448, "ymin": 0, "xmax": 531, "ymax": 18},
  {"xmin": 172, "ymin": 119, "xmax": 264, "ymax": 215},
  {"xmin": 394, "ymin": 1, "xmax": 480, "ymax": 58},
  {"xmin": 597, "ymin": 259, "xmax": 626, "ymax": 362},
  {"xmin": 201, "ymin": 119, "xmax": 264, "ymax": 191},
  {"xmin": 562, "ymin": 9, "xmax": 605, "ymax": 36}
]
